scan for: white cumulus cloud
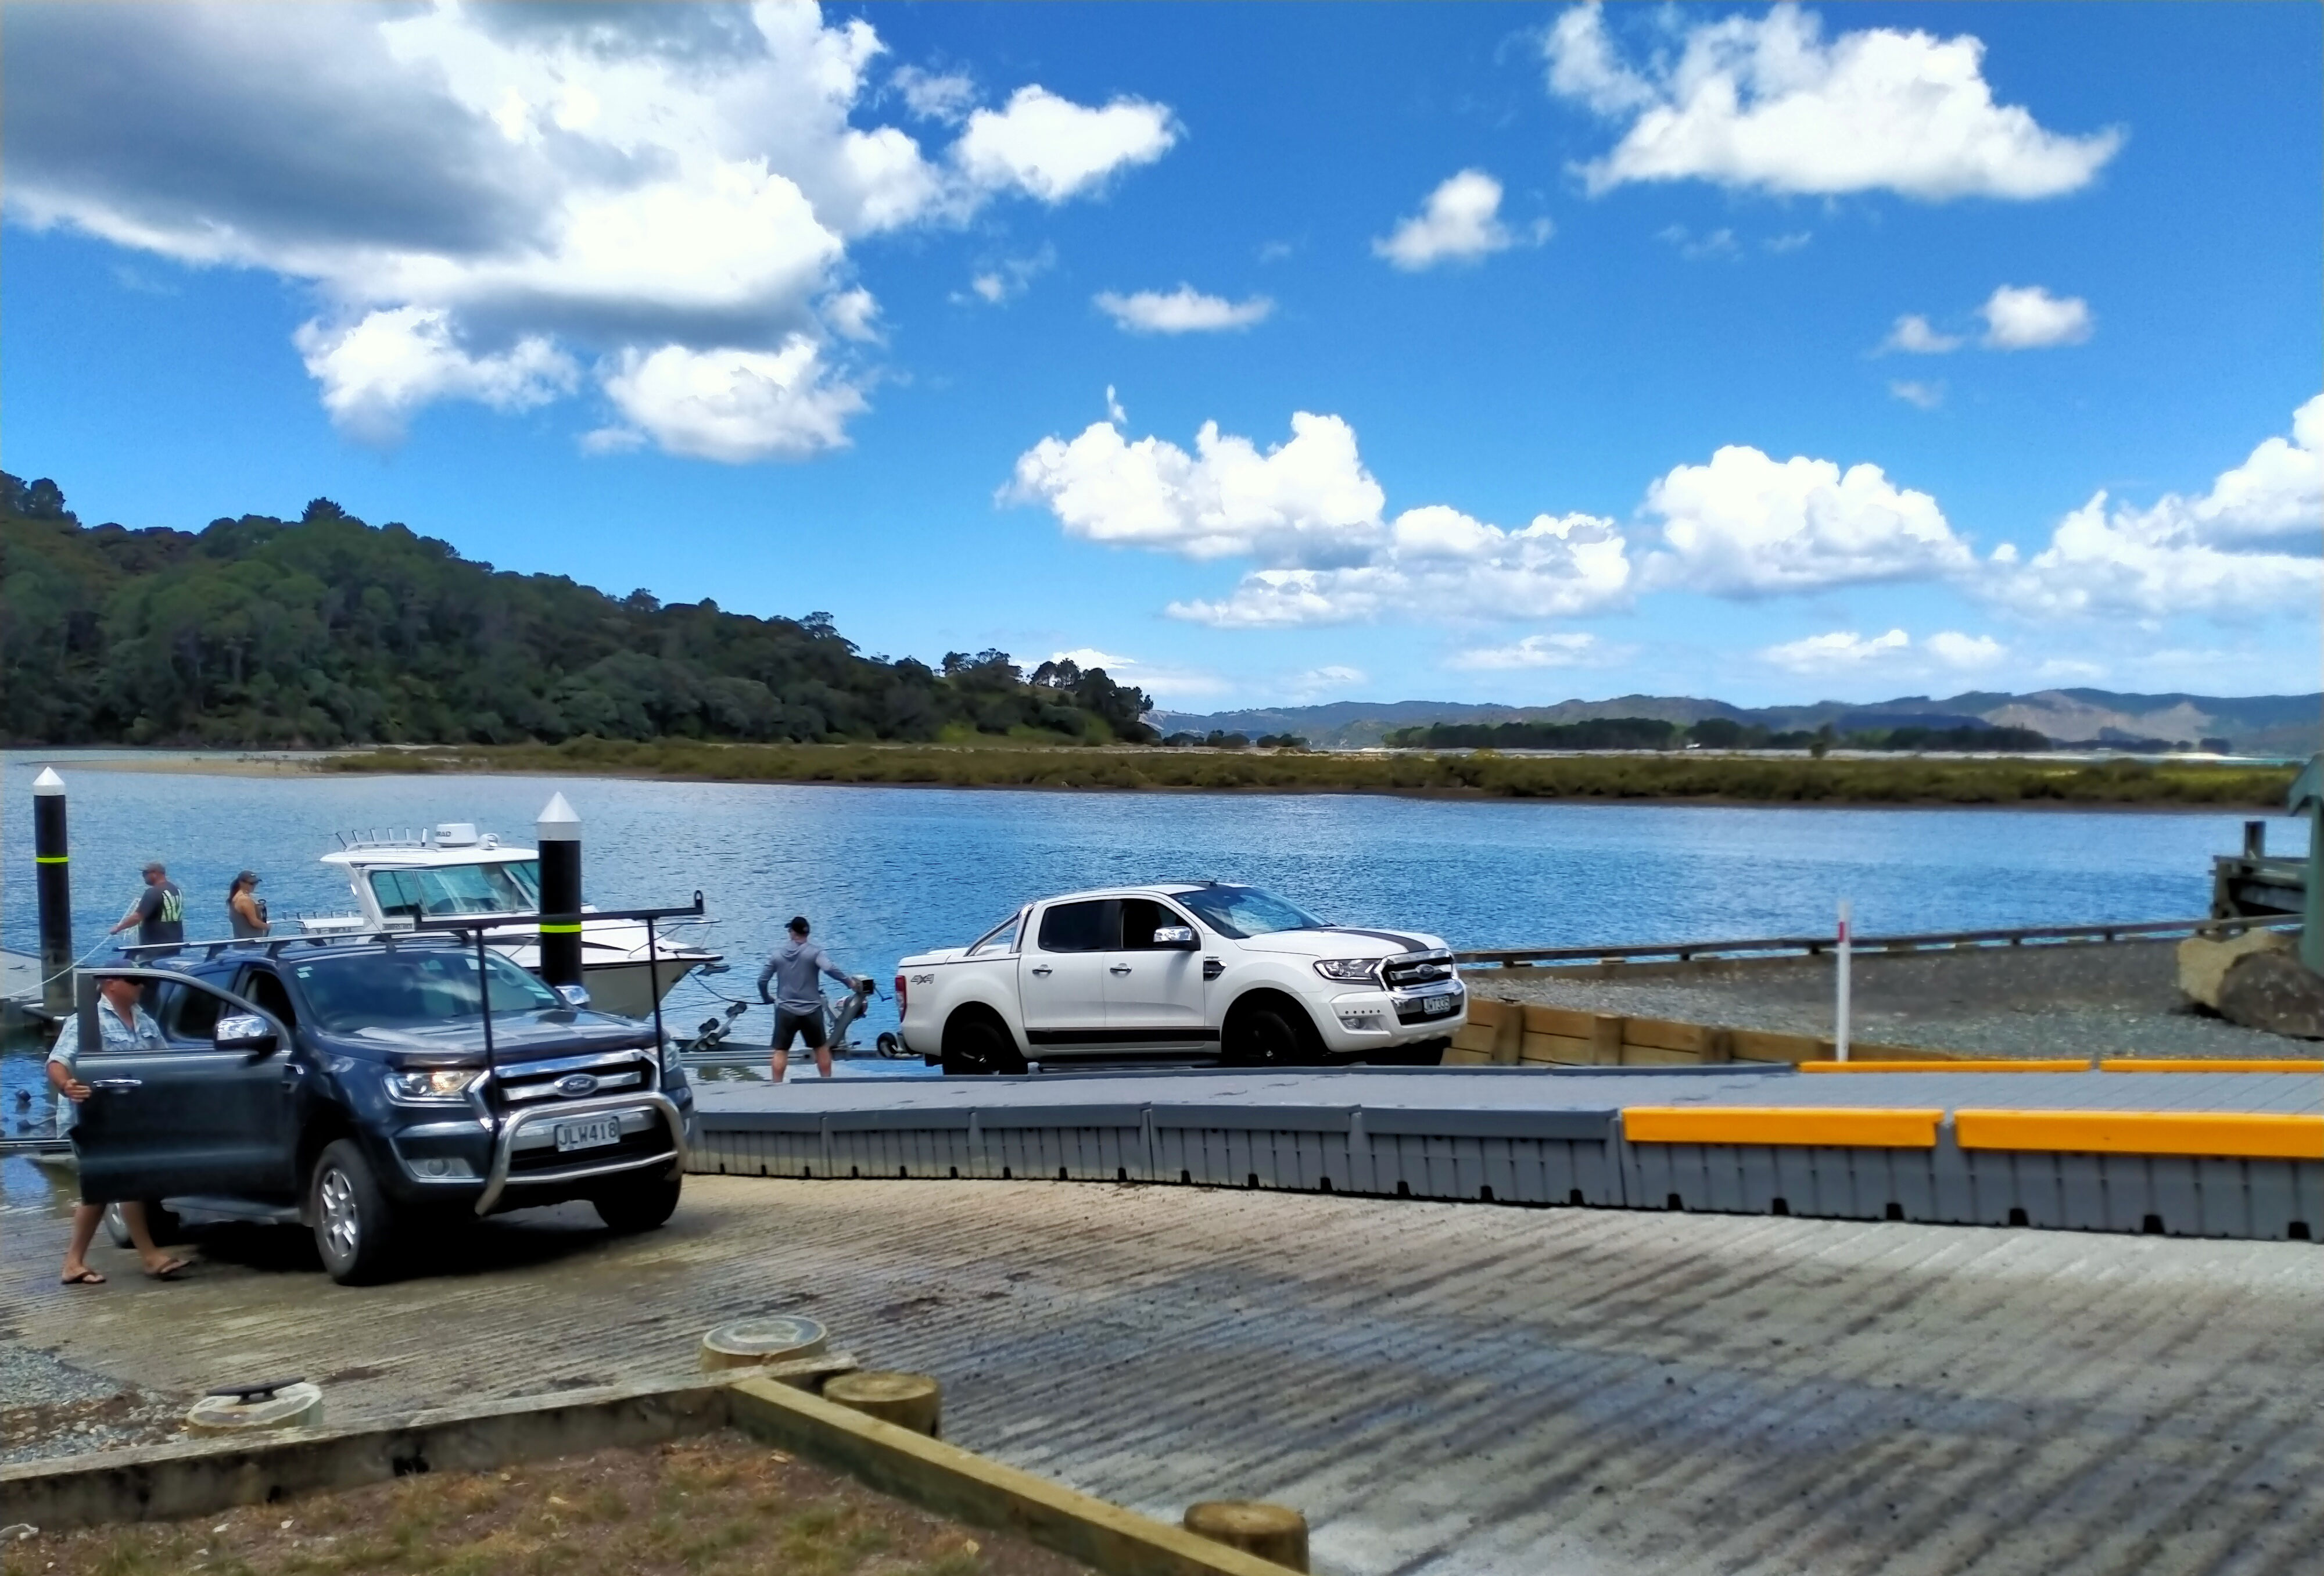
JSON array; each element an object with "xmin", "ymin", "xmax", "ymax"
[
  {"xmin": 2, "ymin": 6, "xmax": 1176, "ymax": 457},
  {"xmin": 593, "ymin": 339, "xmax": 868, "ymax": 464},
  {"xmin": 1007, "ymin": 410, "xmax": 1630, "ymax": 628},
  {"xmin": 1760, "ymin": 628, "xmax": 1910, "ymax": 674},
  {"xmin": 1544, "ymin": 2, "xmax": 2123, "ymax": 200},
  {"xmin": 1004, "ymin": 411, "xmax": 1387, "ymax": 564},
  {"xmin": 1095, "ymin": 286, "xmax": 1274, "ymax": 335},
  {"xmin": 1985, "ymin": 395, "xmax": 2324, "ymax": 618},
  {"xmin": 1642, "ymin": 446, "xmax": 1973, "ymax": 596},
  {"xmin": 1924, "ymin": 631, "xmax": 2008, "ymax": 669},
  {"xmin": 1980, "ymin": 285, "xmax": 2093, "ymax": 349},
  {"xmin": 295, "ymin": 307, "xmax": 575, "ymax": 444},
  {"xmin": 1882, "ymin": 314, "xmax": 1962, "ymax": 354},
  {"xmin": 2196, "ymin": 393, "xmax": 2324, "ymax": 543},
  {"xmin": 891, "ymin": 65, "xmax": 977, "ymax": 125},
  {"xmin": 1373, "ymin": 170, "xmax": 1543, "ymax": 271},
  {"xmin": 954, "ymin": 85, "xmax": 1178, "ymax": 203},
  {"xmin": 1445, "ymin": 633, "xmax": 1606, "ymax": 671},
  {"xmin": 1889, "ymin": 380, "xmax": 1945, "ymax": 411},
  {"xmin": 1762, "ymin": 627, "xmax": 2008, "ymax": 675},
  {"xmin": 1170, "ymin": 509, "xmax": 1631, "ymax": 628}
]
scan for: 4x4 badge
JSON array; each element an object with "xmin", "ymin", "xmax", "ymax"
[{"xmin": 556, "ymin": 1074, "xmax": 599, "ymax": 1097}]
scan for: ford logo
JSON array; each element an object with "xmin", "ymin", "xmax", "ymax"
[{"xmin": 555, "ymin": 1073, "xmax": 599, "ymax": 1097}]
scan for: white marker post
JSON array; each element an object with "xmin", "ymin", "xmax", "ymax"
[{"xmin": 1834, "ymin": 898, "xmax": 1853, "ymax": 1063}]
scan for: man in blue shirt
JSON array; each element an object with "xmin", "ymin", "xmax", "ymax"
[{"xmin": 48, "ymin": 976, "xmax": 192, "ymax": 1284}]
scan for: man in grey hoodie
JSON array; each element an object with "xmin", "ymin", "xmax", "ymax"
[{"xmin": 757, "ymin": 915, "xmax": 856, "ymax": 1080}]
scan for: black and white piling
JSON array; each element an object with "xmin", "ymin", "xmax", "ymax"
[
  {"xmin": 34, "ymin": 767, "xmax": 73, "ymax": 1014},
  {"xmin": 536, "ymin": 792, "xmax": 583, "ymax": 988}
]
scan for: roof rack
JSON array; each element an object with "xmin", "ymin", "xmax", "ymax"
[
  {"xmin": 417, "ymin": 893, "xmax": 706, "ymax": 1062},
  {"xmin": 119, "ymin": 932, "xmax": 464, "ymax": 965}
]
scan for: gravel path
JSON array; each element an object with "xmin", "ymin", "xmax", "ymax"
[
  {"xmin": 1468, "ymin": 938, "xmax": 2314, "ymax": 1062},
  {"xmin": 0, "ymin": 1341, "xmax": 187, "ymax": 1467}
]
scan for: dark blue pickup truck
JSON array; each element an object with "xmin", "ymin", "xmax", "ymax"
[{"xmin": 72, "ymin": 933, "xmax": 694, "ymax": 1284}]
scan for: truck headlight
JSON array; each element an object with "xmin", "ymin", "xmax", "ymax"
[
  {"xmin": 662, "ymin": 1042, "xmax": 685, "ymax": 1078},
  {"xmin": 386, "ymin": 1069, "xmax": 482, "ymax": 1101},
  {"xmin": 1313, "ymin": 958, "xmax": 1382, "ymax": 983}
]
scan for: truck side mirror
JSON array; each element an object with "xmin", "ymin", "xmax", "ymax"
[
  {"xmin": 1153, "ymin": 925, "xmax": 1199, "ymax": 949},
  {"xmin": 553, "ymin": 983, "xmax": 591, "ymax": 1010},
  {"xmin": 215, "ymin": 1012, "xmax": 278, "ymax": 1056}
]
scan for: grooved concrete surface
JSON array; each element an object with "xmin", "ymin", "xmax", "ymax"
[{"xmin": 8, "ymin": 1177, "xmax": 2324, "ymax": 1575}]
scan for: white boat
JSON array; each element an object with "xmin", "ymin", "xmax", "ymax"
[{"xmin": 295, "ymin": 824, "xmax": 722, "ymax": 1019}]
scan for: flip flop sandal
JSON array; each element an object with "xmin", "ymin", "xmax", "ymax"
[
  {"xmin": 144, "ymin": 1259, "xmax": 192, "ymax": 1281},
  {"xmin": 61, "ymin": 1267, "xmax": 107, "ymax": 1285}
]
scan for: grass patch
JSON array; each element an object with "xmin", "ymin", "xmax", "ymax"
[
  {"xmin": 318, "ymin": 739, "xmax": 2299, "ymax": 809},
  {"xmin": 2, "ymin": 1433, "xmax": 1088, "ymax": 1576}
]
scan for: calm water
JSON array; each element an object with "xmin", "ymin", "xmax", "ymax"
[{"xmin": 4, "ymin": 755, "xmax": 2299, "ymax": 1055}]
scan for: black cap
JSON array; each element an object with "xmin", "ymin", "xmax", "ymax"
[{"xmin": 788, "ymin": 915, "xmax": 810, "ymax": 934}]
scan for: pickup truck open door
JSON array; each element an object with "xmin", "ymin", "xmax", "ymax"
[{"xmin": 69, "ymin": 969, "xmax": 302, "ymax": 1205}]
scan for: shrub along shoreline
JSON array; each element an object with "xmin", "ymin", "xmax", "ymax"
[{"xmin": 318, "ymin": 739, "xmax": 2299, "ymax": 808}]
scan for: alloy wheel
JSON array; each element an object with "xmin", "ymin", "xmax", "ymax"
[{"xmin": 319, "ymin": 1166, "xmax": 360, "ymax": 1262}]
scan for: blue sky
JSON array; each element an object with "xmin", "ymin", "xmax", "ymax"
[{"xmin": 4, "ymin": 2, "xmax": 2318, "ymax": 712}]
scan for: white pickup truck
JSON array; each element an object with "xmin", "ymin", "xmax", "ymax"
[{"xmin": 893, "ymin": 883, "xmax": 1466, "ymax": 1074}]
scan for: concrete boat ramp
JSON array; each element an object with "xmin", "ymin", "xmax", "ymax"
[{"xmin": 691, "ymin": 1062, "xmax": 2324, "ymax": 1244}]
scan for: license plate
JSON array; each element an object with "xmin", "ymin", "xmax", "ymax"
[
  {"xmin": 554, "ymin": 1116, "xmax": 622, "ymax": 1152},
  {"xmin": 1422, "ymin": 993, "xmax": 1458, "ymax": 1016}
]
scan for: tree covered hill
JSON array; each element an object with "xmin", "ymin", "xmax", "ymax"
[{"xmin": 1, "ymin": 474, "xmax": 1151, "ymax": 748}]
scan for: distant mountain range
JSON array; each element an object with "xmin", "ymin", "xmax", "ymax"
[{"xmin": 1149, "ymin": 690, "xmax": 2323, "ymax": 755}]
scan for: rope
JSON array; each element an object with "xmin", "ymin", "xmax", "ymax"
[{"xmin": 31, "ymin": 936, "xmax": 122, "ymax": 993}]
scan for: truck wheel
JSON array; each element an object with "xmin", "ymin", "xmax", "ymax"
[
  {"xmin": 106, "ymin": 1201, "xmax": 185, "ymax": 1247},
  {"xmin": 941, "ymin": 1010, "xmax": 1026, "ymax": 1076},
  {"xmin": 596, "ymin": 1175, "xmax": 683, "ymax": 1233},
  {"xmin": 311, "ymin": 1138, "xmax": 399, "ymax": 1285},
  {"xmin": 1224, "ymin": 999, "xmax": 1318, "ymax": 1067}
]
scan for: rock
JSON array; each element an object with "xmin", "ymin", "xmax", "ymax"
[
  {"xmin": 2216, "ymin": 951, "xmax": 2324, "ymax": 1040},
  {"xmin": 2178, "ymin": 929, "xmax": 2292, "ymax": 1010}
]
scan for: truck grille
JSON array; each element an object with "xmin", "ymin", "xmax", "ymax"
[
  {"xmin": 490, "ymin": 1050, "xmax": 658, "ymax": 1111},
  {"xmin": 1382, "ymin": 950, "xmax": 1455, "ymax": 989}
]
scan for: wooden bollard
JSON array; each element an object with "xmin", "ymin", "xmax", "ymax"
[
  {"xmin": 700, "ymin": 1315, "xmax": 828, "ymax": 1371},
  {"xmin": 824, "ymin": 1370, "xmax": 942, "ymax": 1437},
  {"xmin": 187, "ymin": 1382, "xmax": 323, "ymax": 1434},
  {"xmin": 1184, "ymin": 1501, "xmax": 1309, "ymax": 1571}
]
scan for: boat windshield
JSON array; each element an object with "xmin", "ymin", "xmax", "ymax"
[
  {"xmin": 1172, "ymin": 884, "xmax": 1324, "ymax": 940},
  {"xmin": 368, "ymin": 859, "xmax": 543, "ymax": 920},
  {"xmin": 288, "ymin": 948, "xmax": 561, "ymax": 1031}
]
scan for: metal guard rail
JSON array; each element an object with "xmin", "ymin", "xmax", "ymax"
[{"xmin": 1459, "ymin": 914, "xmax": 2299, "ymax": 969}]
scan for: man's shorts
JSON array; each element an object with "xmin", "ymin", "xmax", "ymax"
[{"xmin": 772, "ymin": 1006, "xmax": 828, "ymax": 1051}]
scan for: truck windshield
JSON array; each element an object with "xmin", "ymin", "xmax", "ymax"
[
  {"xmin": 1173, "ymin": 885, "xmax": 1324, "ymax": 940},
  {"xmin": 368, "ymin": 859, "xmax": 543, "ymax": 920},
  {"xmin": 289, "ymin": 950, "xmax": 562, "ymax": 1031}
]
